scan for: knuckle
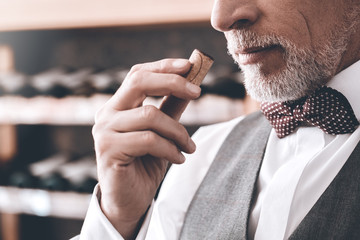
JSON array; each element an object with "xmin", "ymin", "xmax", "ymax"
[
  {"xmin": 92, "ymin": 128, "xmax": 113, "ymax": 155},
  {"xmin": 93, "ymin": 103, "xmax": 114, "ymax": 125},
  {"xmin": 94, "ymin": 107, "xmax": 104, "ymax": 123},
  {"xmin": 168, "ymin": 75, "xmax": 179, "ymax": 86},
  {"xmin": 168, "ymin": 75, "xmax": 183, "ymax": 89},
  {"xmin": 92, "ymin": 121, "xmax": 105, "ymax": 140},
  {"xmin": 129, "ymin": 63, "xmax": 142, "ymax": 74},
  {"xmin": 110, "ymin": 155, "xmax": 133, "ymax": 172},
  {"xmin": 95, "ymin": 141, "xmax": 133, "ymax": 170},
  {"xmin": 127, "ymin": 70, "xmax": 143, "ymax": 90},
  {"xmin": 141, "ymin": 105, "xmax": 158, "ymax": 121},
  {"xmin": 159, "ymin": 59, "xmax": 169, "ymax": 71},
  {"xmin": 92, "ymin": 109, "xmax": 110, "ymax": 136},
  {"xmin": 93, "ymin": 132, "xmax": 108, "ymax": 153},
  {"xmin": 141, "ymin": 131, "xmax": 157, "ymax": 146},
  {"xmin": 91, "ymin": 124, "xmax": 98, "ymax": 137},
  {"xmin": 111, "ymin": 162, "xmax": 128, "ymax": 173}
]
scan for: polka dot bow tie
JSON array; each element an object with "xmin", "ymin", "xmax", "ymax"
[{"xmin": 261, "ymin": 86, "xmax": 359, "ymax": 138}]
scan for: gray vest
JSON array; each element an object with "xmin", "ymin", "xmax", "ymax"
[{"xmin": 180, "ymin": 111, "xmax": 360, "ymax": 240}]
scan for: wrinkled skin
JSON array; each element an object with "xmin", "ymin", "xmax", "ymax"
[{"xmin": 93, "ymin": 59, "xmax": 200, "ymax": 239}]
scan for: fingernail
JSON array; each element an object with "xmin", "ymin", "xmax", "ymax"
[
  {"xmin": 173, "ymin": 59, "xmax": 188, "ymax": 68},
  {"xmin": 186, "ymin": 82, "xmax": 201, "ymax": 95}
]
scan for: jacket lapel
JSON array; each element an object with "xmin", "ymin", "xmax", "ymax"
[
  {"xmin": 180, "ymin": 111, "xmax": 360, "ymax": 239},
  {"xmin": 180, "ymin": 112, "xmax": 271, "ymax": 240},
  {"xmin": 289, "ymin": 140, "xmax": 360, "ymax": 240}
]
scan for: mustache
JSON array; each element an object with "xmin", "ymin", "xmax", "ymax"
[{"xmin": 226, "ymin": 30, "xmax": 287, "ymax": 54}]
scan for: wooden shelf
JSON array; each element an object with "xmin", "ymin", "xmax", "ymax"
[
  {"xmin": 0, "ymin": 0, "xmax": 213, "ymax": 31},
  {"xmin": 0, "ymin": 187, "xmax": 90, "ymax": 219},
  {"xmin": 0, "ymin": 95, "xmax": 108, "ymax": 125},
  {"xmin": 0, "ymin": 94, "xmax": 245, "ymax": 125}
]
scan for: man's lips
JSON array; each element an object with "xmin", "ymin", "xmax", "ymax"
[{"xmin": 235, "ymin": 45, "xmax": 280, "ymax": 65}]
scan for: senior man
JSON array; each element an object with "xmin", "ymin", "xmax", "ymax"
[{"xmin": 74, "ymin": 0, "xmax": 360, "ymax": 239}]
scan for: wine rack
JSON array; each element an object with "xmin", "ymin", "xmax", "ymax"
[{"xmin": 0, "ymin": 6, "xmax": 259, "ymax": 237}]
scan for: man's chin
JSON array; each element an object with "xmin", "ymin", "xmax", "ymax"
[{"xmin": 241, "ymin": 69, "xmax": 312, "ymax": 103}]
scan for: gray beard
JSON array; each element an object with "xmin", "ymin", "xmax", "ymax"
[{"xmin": 225, "ymin": 10, "xmax": 358, "ymax": 102}]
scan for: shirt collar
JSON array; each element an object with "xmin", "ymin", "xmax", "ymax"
[{"xmin": 327, "ymin": 60, "xmax": 360, "ymax": 120}]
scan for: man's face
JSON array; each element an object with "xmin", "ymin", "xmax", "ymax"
[{"xmin": 211, "ymin": 0, "xmax": 359, "ymax": 102}]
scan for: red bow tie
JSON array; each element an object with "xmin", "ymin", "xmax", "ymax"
[{"xmin": 261, "ymin": 86, "xmax": 359, "ymax": 138}]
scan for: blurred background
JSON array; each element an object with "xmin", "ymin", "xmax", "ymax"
[{"xmin": 0, "ymin": 0, "xmax": 259, "ymax": 239}]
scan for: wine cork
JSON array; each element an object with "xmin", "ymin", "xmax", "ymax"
[
  {"xmin": 185, "ymin": 49, "xmax": 214, "ymax": 86},
  {"xmin": 160, "ymin": 49, "xmax": 214, "ymax": 120}
]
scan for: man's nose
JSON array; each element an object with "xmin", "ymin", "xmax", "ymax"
[{"xmin": 211, "ymin": 0, "xmax": 260, "ymax": 32}]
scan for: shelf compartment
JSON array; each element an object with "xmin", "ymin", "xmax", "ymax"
[
  {"xmin": 0, "ymin": 186, "xmax": 91, "ymax": 219},
  {"xmin": 0, "ymin": 94, "xmax": 245, "ymax": 125}
]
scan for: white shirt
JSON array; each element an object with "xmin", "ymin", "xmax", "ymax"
[{"xmin": 75, "ymin": 60, "xmax": 360, "ymax": 240}]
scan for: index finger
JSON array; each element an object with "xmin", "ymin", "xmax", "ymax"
[
  {"xmin": 129, "ymin": 58, "xmax": 191, "ymax": 76},
  {"xmin": 108, "ymin": 58, "xmax": 199, "ymax": 111}
]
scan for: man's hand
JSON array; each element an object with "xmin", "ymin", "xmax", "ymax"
[{"xmin": 92, "ymin": 58, "xmax": 201, "ymax": 239}]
